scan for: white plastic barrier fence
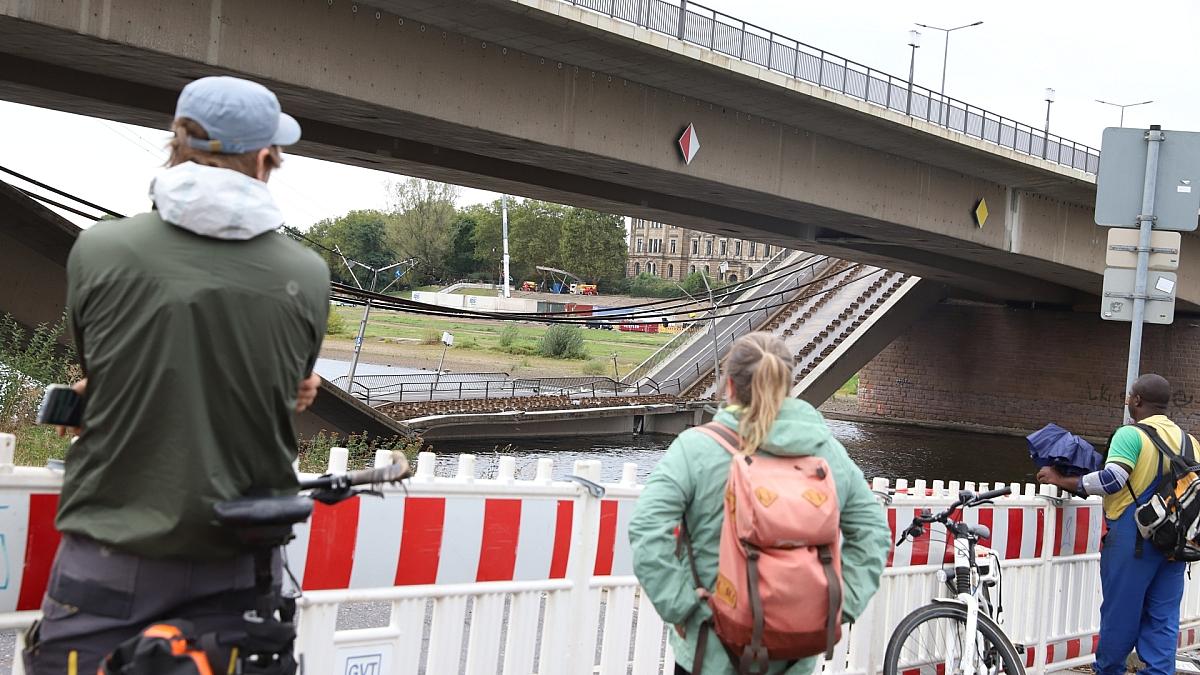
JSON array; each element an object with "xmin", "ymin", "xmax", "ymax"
[{"xmin": 1, "ymin": 431, "xmax": 1200, "ymax": 674}]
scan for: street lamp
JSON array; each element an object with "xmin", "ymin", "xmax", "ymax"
[
  {"xmin": 915, "ymin": 20, "xmax": 983, "ymax": 126},
  {"xmin": 906, "ymin": 30, "xmax": 921, "ymax": 115},
  {"xmin": 1043, "ymin": 87, "xmax": 1056, "ymax": 160},
  {"xmin": 1095, "ymin": 99, "xmax": 1154, "ymax": 128}
]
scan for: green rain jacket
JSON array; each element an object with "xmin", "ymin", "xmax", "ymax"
[{"xmin": 628, "ymin": 399, "xmax": 891, "ymax": 674}]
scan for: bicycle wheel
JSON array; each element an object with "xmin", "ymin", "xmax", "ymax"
[{"xmin": 883, "ymin": 602, "xmax": 1025, "ymax": 675}]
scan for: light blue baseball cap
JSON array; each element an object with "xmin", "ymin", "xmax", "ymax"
[{"xmin": 175, "ymin": 76, "xmax": 301, "ymax": 154}]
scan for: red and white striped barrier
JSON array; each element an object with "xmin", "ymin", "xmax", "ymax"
[
  {"xmin": 2, "ymin": 435, "xmax": 1200, "ymax": 675},
  {"xmin": 285, "ymin": 495, "xmax": 636, "ymax": 590}
]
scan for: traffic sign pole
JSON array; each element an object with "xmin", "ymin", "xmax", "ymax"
[{"xmin": 1123, "ymin": 126, "xmax": 1164, "ymax": 420}]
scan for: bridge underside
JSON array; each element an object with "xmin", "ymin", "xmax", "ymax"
[{"xmin": 1, "ymin": 0, "xmax": 1186, "ymax": 310}]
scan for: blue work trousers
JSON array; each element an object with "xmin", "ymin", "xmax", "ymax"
[{"xmin": 1095, "ymin": 505, "xmax": 1185, "ymax": 675}]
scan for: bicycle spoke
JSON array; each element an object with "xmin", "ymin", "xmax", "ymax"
[{"xmin": 898, "ymin": 617, "xmax": 962, "ymax": 675}]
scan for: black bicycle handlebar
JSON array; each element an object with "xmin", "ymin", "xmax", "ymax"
[
  {"xmin": 976, "ymin": 487, "xmax": 1012, "ymax": 502},
  {"xmin": 895, "ymin": 486, "xmax": 1011, "ymax": 546}
]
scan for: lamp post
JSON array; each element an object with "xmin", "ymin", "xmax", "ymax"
[
  {"xmin": 906, "ymin": 30, "xmax": 921, "ymax": 115},
  {"xmin": 915, "ymin": 21, "xmax": 983, "ymax": 126},
  {"xmin": 1095, "ymin": 99, "xmax": 1154, "ymax": 128},
  {"xmin": 1043, "ymin": 87, "xmax": 1056, "ymax": 159},
  {"xmin": 501, "ymin": 194, "xmax": 511, "ymax": 298}
]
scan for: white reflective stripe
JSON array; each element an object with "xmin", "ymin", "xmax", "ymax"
[
  {"xmin": 284, "ymin": 516, "xmax": 312, "ymax": 593},
  {"xmin": 925, "ymin": 520, "xmax": 949, "ymax": 566},
  {"xmin": 512, "ymin": 498, "xmax": 557, "ymax": 581},
  {"xmin": 1020, "ymin": 507, "xmax": 1040, "ymax": 559},
  {"xmin": 0, "ymin": 490, "xmax": 30, "ymax": 611},
  {"xmin": 1057, "ymin": 507, "xmax": 1075, "ymax": 556},
  {"xmin": 348, "ymin": 494, "xmax": 405, "ymax": 588},
  {"xmin": 986, "ymin": 507, "xmax": 1006, "ymax": 558},
  {"xmin": 610, "ymin": 500, "xmax": 635, "ymax": 576},
  {"xmin": 890, "ymin": 507, "xmax": 913, "ymax": 567},
  {"xmin": 435, "ymin": 498, "xmax": 485, "ymax": 584},
  {"xmin": 1088, "ymin": 503, "xmax": 1103, "ymax": 552}
]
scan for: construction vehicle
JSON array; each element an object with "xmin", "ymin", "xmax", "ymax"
[{"xmin": 535, "ymin": 266, "xmax": 599, "ymax": 296}]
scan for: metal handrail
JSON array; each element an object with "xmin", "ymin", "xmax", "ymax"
[
  {"xmin": 332, "ymin": 370, "xmax": 687, "ymax": 404},
  {"xmin": 621, "ymin": 247, "xmax": 799, "ymax": 384},
  {"xmin": 558, "ymin": 0, "xmax": 1099, "ymax": 174}
]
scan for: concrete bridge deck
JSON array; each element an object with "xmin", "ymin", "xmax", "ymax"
[{"xmin": 1, "ymin": 0, "xmax": 1193, "ymax": 309}]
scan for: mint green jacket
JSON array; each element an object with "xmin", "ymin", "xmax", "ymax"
[{"xmin": 628, "ymin": 399, "xmax": 891, "ymax": 674}]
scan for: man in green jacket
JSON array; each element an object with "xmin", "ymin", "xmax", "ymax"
[
  {"xmin": 630, "ymin": 398, "xmax": 891, "ymax": 674},
  {"xmin": 24, "ymin": 76, "xmax": 330, "ymax": 674}
]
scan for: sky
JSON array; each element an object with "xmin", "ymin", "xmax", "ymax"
[{"xmin": 3, "ymin": 0, "xmax": 1198, "ymax": 229}]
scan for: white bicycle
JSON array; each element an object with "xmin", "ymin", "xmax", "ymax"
[{"xmin": 883, "ymin": 487, "xmax": 1026, "ymax": 675}]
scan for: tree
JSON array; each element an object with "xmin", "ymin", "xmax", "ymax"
[
  {"xmin": 303, "ymin": 210, "xmax": 395, "ymax": 286},
  {"xmin": 508, "ymin": 200, "xmax": 566, "ymax": 282},
  {"xmin": 464, "ymin": 202, "xmax": 503, "ymax": 281},
  {"xmin": 559, "ymin": 208, "xmax": 627, "ymax": 286},
  {"xmin": 443, "ymin": 212, "xmax": 481, "ymax": 280},
  {"xmin": 386, "ymin": 178, "xmax": 461, "ymax": 281}
]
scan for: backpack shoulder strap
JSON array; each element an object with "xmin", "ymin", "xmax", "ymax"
[
  {"xmin": 1123, "ymin": 424, "xmax": 1165, "ymax": 505},
  {"xmin": 693, "ymin": 421, "xmax": 741, "ymax": 455},
  {"xmin": 1134, "ymin": 423, "xmax": 1191, "ymax": 470}
]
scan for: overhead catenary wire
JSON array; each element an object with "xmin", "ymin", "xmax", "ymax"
[
  {"xmin": 0, "ymin": 164, "xmax": 123, "ymax": 218},
  {"xmin": 3, "ymin": 169, "xmax": 868, "ymax": 327},
  {"xmin": 328, "ymin": 260, "xmax": 856, "ymax": 324},
  {"xmin": 284, "ymin": 222, "xmax": 828, "ymax": 318},
  {"xmin": 13, "ymin": 186, "xmax": 110, "ymax": 222},
  {"xmin": 330, "ymin": 267, "xmax": 885, "ymax": 328}
]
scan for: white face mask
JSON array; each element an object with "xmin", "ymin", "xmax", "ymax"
[{"xmin": 150, "ymin": 162, "xmax": 284, "ymax": 240}]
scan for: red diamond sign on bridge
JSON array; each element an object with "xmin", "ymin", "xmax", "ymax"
[{"xmin": 678, "ymin": 123, "xmax": 700, "ymax": 165}]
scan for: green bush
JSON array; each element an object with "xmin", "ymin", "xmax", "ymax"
[
  {"xmin": 581, "ymin": 359, "xmax": 609, "ymax": 376},
  {"xmin": 1, "ymin": 314, "xmax": 76, "ymax": 431},
  {"xmin": 0, "ymin": 313, "xmax": 77, "ymax": 466},
  {"xmin": 498, "ymin": 323, "xmax": 520, "ymax": 347},
  {"xmin": 627, "ymin": 273, "xmax": 685, "ymax": 299},
  {"xmin": 326, "ymin": 308, "xmax": 349, "ymax": 336},
  {"xmin": 457, "ymin": 337, "xmax": 479, "ymax": 350},
  {"xmin": 539, "ymin": 324, "xmax": 587, "ymax": 359},
  {"xmin": 421, "ymin": 328, "xmax": 441, "ymax": 345},
  {"xmin": 498, "ymin": 343, "xmax": 537, "ymax": 357},
  {"xmin": 298, "ymin": 430, "xmax": 426, "ymax": 474}
]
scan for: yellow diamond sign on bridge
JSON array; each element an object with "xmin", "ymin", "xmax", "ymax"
[{"xmin": 973, "ymin": 198, "xmax": 989, "ymax": 228}]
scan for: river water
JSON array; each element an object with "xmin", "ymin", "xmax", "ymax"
[{"xmin": 431, "ymin": 418, "xmax": 1038, "ymax": 486}]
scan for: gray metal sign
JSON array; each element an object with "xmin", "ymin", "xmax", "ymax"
[
  {"xmin": 1106, "ymin": 228, "xmax": 1180, "ymax": 270},
  {"xmin": 1095, "ymin": 127, "xmax": 1200, "ymax": 231},
  {"xmin": 1101, "ymin": 268, "xmax": 1176, "ymax": 324}
]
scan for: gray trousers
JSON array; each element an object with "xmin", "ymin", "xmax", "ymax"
[{"xmin": 23, "ymin": 534, "xmax": 259, "ymax": 674}]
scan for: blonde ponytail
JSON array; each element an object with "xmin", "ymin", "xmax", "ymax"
[{"xmin": 723, "ymin": 332, "xmax": 794, "ymax": 454}]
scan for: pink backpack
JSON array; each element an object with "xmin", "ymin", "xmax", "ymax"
[{"xmin": 683, "ymin": 422, "xmax": 843, "ymax": 674}]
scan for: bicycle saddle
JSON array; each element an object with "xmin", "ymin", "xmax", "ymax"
[{"xmin": 214, "ymin": 495, "xmax": 313, "ymax": 528}]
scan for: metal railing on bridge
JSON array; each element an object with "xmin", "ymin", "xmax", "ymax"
[
  {"xmin": 332, "ymin": 372, "xmax": 687, "ymax": 404},
  {"xmin": 558, "ymin": 0, "xmax": 1100, "ymax": 174}
]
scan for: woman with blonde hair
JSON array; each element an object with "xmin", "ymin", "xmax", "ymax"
[{"xmin": 629, "ymin": 332, "xmax": 890, "ymax": 674}]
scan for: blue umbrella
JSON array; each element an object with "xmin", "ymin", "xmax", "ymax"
[{"xmin": 1027, "ymin": 423, "xmax": 1102, "ymax": 476}]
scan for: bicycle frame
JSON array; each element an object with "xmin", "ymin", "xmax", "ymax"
[{"xmin": 944, "ymin": 535, "xmax": 1002, "ymax": 675}]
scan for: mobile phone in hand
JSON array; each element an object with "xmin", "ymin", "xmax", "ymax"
[{"xmin": 37, "ymin": 384, "xmax": 85, "ymax": 428}]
